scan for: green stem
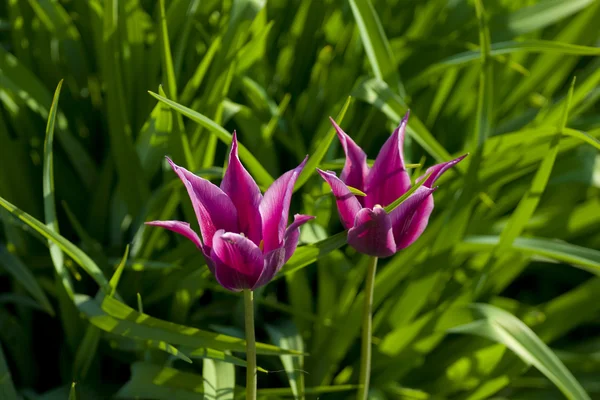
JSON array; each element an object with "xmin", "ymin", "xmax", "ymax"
[
  {"xmin": 357, "ymin": 256, "xmax": 378, "ymax": 400},
  {"xmin": 243, "ymin": 289, "xmax": 257, "ymax": 400}
]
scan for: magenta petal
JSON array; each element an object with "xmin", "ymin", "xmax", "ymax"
[
  {"xmin": 167, "ymin": 158, "xmax": 238, "ymax": 249},
  {"xmin": 364, "ymin": 113, "xmax": 411, "ymax": 209},
  {"xmin": 252, "ymin": 247, "xmax": 286, "ymax": 290},
  {"xmin": 220, "ymin": 132, "xmax": 263, "ymax": 245},
  {"xmin": 283, "ymin": 214, "xmax": 315, "ymax": 263},
  {"xmin": 259, "ymin": 157, "xmax": 308, "ymax": 252},
  {"xmin": 211, "ymin": 230, "xmax": 264, "ymax": 291},
  {"xmin": 330, "ymin": 117, "xmax": 369, "ymax": 192},
  {"xmin": 417, "ymin": 154, "xmax": 467, "ymax": 188},
  {"xmin": 347, "ymin": 207, "xmax": 396, "ymax": 258},
  {"xmin": 317, "ymin": 169, "xmax": 362, "ymax": 230},
  {"xmin": 145, "ymin": 220, "xmax": 203, "ymax": 250},
  {"xmin": 390, "ymin": 186, "xmax": 436, "ymax": 250}
]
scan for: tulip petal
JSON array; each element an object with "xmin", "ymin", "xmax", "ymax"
[
  {"xmin": 220, "ymin": 132, "xmax": 263, "ymax": 245},
  {"xmin": 365, "ymin": 113, "xmax": 411, "ymax": 208},
  {"xmin": 283, "ymin": 214, "xmax": 315, "ymax": 262},
  {"xmin": 348, "ymin": 207, "xmax": 396, "ymax": 258},
  {"xmin": 390, "ymin": 186, "xmax": 436, "ymax": 250},
  {"xmin": 145, "ymin": 220, "xmax": 203, "ymax": 250},
  {"xmin": 317, "ymin": 169, "xmax": 362, "ymax": 230},
  {"xmin": 330, "ymin": 117, "xmax": 369, "ymax": 192},
  {"xmin": 417, "ymin": 154, "xmax": 467, "ymax": 188},
  {"xmin": 260, "ymin": 157, "xmax": 308, "ymax": 252},
  {"xmin": 211, "ymin": 230, "xmax": 264, "ymax": 291},
  {"xmin": 167, "ymin": 158, "xmax": 238, "ymax": 248},
  {"xmin": 252, "ymin": 247, "xmax": 286, "ymax": 290}
]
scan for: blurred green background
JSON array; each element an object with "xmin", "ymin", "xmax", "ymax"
[{"xmin": 1, "ymin": 0, "xmax": 600, "ymax": 399}]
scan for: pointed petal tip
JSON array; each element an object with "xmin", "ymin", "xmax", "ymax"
[
  {"xmin": 293, "ymin": 213, "xmax": 316, "ymax": 222},
  {"xmin": 165, "ymin": 156, "xmax": 178, "ymax": 171},
  {"xmin": 402, "ymin": 109, "xmax": 410, "ymax": 124}
]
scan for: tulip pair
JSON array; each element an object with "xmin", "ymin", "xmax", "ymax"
[{"xmin": 147, "ymin": 114, "xmax": 465, "ymax": 290}]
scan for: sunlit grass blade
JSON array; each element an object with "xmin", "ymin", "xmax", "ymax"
[
  {"xmin": 294, "ymin": 96, "xmax": 352, "ymax": 192},
  {"xmin": 495, "ymin": 0, "xmax": 595, "ymax": 36},
  {"xmin": 266, "ymin": 322, "xmax": 305, "ymax": 399},
  {"xmin": 474, "ymin": 78, "xmax": 575, "ymax": 295},
  {"xmin": 203, "ymin": 358, "xmax": 235, "ymax": 400},
  {"xmin": 42, "ymin": 79, "xmax": 75, "ymax": 301},
  {"xmin": 414, "ymin": 40, "xmax": 600, "ymax": 83},
  {"xmin": 77, "ymin": 294, "xmax": 302, "ymax": 356},
  {"xmin": 348, "ymin": 0, "xmax": 405, "ymax": 97},
  {"xmin": 473, "ymin": 0, "xmax": 493, "ymax": 148},
  {"xmin": 0, "ymin": 195, "xmax": 110, "ymax": 292},
  {"xmin": 352, "ymin": 79, "xmax": 459, "ymax": 167},
  {"xmin": 278, "ymin": 231, "xmax": 348, "ymax": 278},
  {"xmin": 148, "ymin": 91, "xmax": 274, "ymax": 187},
  {"xmin": 460, "ymin": 236, "xmax": 600, "ymax": 275},
  {"xmin": 449, "ymin": 303, "xmax": 590, "ymax": 400}
]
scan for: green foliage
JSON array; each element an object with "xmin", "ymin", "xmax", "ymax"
[{"xmin": 0, "ymin": 0, "xmax": 599, "ymax": 399}]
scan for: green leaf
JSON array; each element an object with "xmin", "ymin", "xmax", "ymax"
[
  {"xmin": 0, "ymin": 195, "xmax": 110, "ymax": 292},
  {"xmin": 0, "ymin": 344, "xmax": 18, "ymax": 400},
  {"xmin": 497, "ymin": 0, "xmax": 595, "ymax": 36},
  {"xmin": 108, "ymin": 245, "xmax": 129, "ymax": 297},
  {"xmin": 278, "ymin": 231, "xmax": 348, "ymax": 278},
  {"xmin": 266, "ymin": 321, "xmax": 305, "ymax": 400},
  {"xmin": 473, "ymin": 0, "xmax": 493, "ymax": 148},
  {"xmin": 449, "ymin": 303, "xmax": 590, "ymax": 400},
  {"xmin": 72, "ymin": 324, "xmax": 102, "ymax": 381},
  {"xmin": 0, "ymin": 246, "xmax": 54, "ymax": 315},
  {"xmin": 75, "ymin": 294, "xmax": 301, "ymax": 356},
  {"xmin": 203, "ymin": 358, "xmax": 235, "ymax": 400},
  {"xmin": 103, "ymin": 0, "xmax": 150, "ymax": 214},
  {"xmin": 352, "ymin": 79, "xmax": 459, "ymax": 166},
  {"xmin": 460, "ymin": 236, "xmax": 600, "ymax": 275},
  {"xmin": 68, "ymin": 382, "xmax": 78, "ymax": 400},
  {"xmin": 116, "ymin": 362, "xmax": 203, "ymax": 399},
  {"xmin": 148, "ymin": 91, "xmax": 274, "ymax": 187},
  {"xmin": 42, "ymin": 79, "xmax": 74, "ymax": 301},
  {"xmin": 414, "ymin": 40, "xmax": 600, "ymax": 82},
  {"xmin": 348, "ymin": 0, "xmax": 405, "ymax": 97},
  {"xmin": 294, "ymin": 96, "xmax": 352, "ymax": 192},
  {"xmin": 474, "ymin": 78, "xmax": 576, "ymax": 295}
]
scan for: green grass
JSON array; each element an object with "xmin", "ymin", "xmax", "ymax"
[{"xmin": 1, "ymin": 0, "xmax": 600, "ymax": 399}]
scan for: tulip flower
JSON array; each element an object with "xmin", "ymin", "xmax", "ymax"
[
  {"xmin": 318, "ymin": 112, "xmax": 466, "ymax": 400},
  {"xmin": 146, "ymin": 133, "xmax": 314, "ymax": 292},
  {"xmin": 318, "ymin": 112, "xmax": 466, "ymax": 258}
]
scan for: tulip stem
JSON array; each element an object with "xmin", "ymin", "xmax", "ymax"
[
  {"xmin": 243, "ymin": 289, "xmax": 257, "ymax": 400},
  {"xmin": 358, "ymin": 256, "xmax": 378, "ymax": 400}
]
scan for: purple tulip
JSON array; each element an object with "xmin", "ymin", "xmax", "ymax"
[
  {"xmin": 146, "ymin": 133, "xmax": 314, "ymax": 291},
  {"xmin": 318, "ymin": 112, "xmax": 466, "ymax": 258}
]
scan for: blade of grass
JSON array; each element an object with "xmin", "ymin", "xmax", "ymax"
[
  {"xmin": 294, "ymin": 96, "xmax": 352, "ymax": 192},
  {"xmin": 449, "ymin": 303, "xmax": 590, "ymax": 400},
  {"xmin": 0, "ymin": 341, "xmax": 19, "ymax": 400},
  {"xmin": 474, "ymin": 78, "xmax": 575, "ymax": 295},
  {"xmin": 472, "ymin": 0, "xmax": 493, "ymax": 148},
  {"xmin": 203, "ymin": 358, "xmax": 235, "ymax": 400},
  {"xmin": 0, "ymin": 195, "xmax": 110, "ymax": 292},
  {"xmin": 0, "ymin": 246, "xmax": 54, "ymax": 315},
  {"xmin": 148, "ymin": 91, "xmax": 274, "ymax": 187},
  {"xmin": 43, "ymin": 79, "xmax": 75, "ymax": 300},
  {"xmin": 348, "ymin": 0, "xmax": 406, "ymax": 97}
]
